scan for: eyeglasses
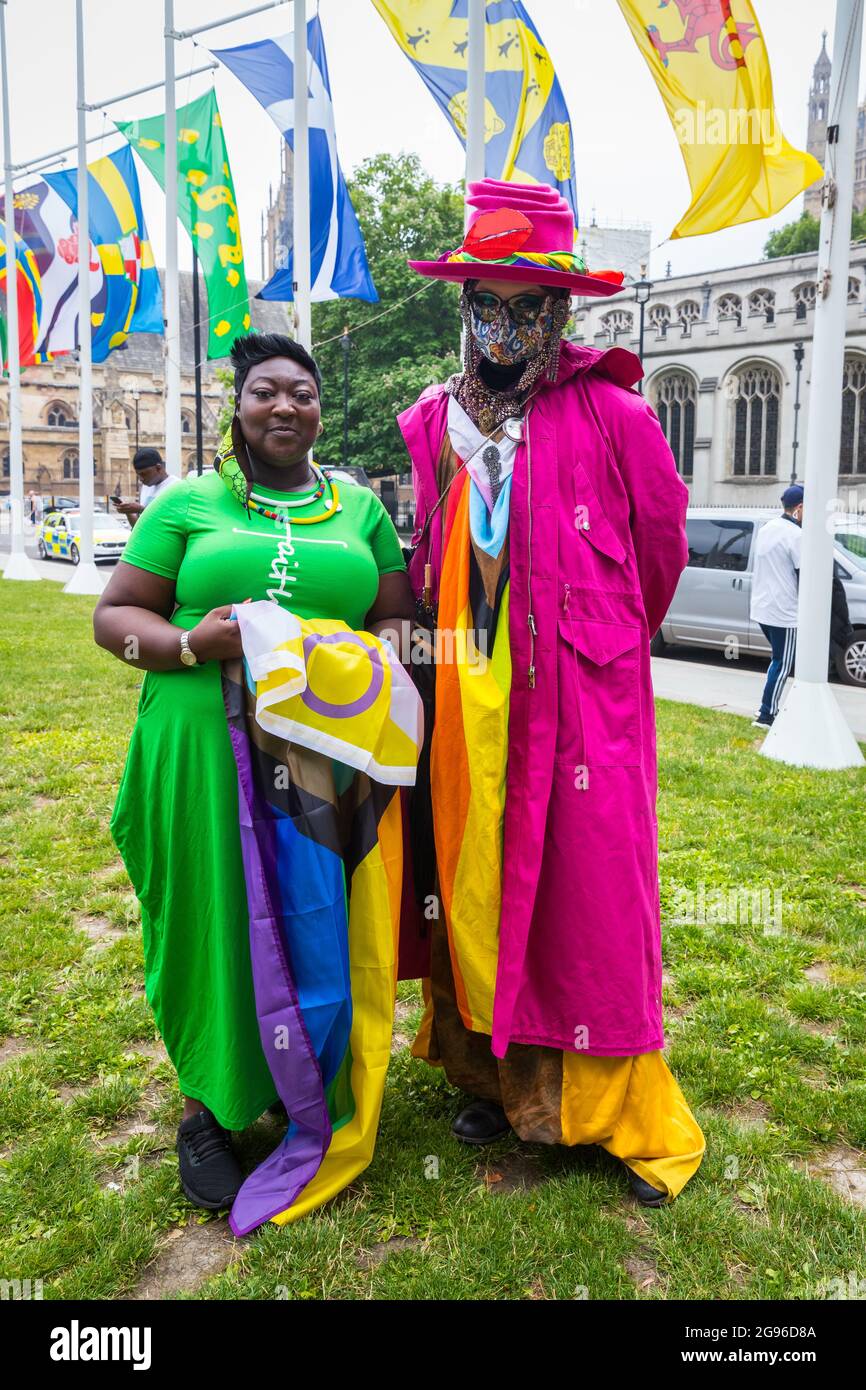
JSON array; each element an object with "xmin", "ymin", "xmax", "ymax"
[{"xmin": 468, "ymin": 289, "xmax": 550, "ymax": 327}]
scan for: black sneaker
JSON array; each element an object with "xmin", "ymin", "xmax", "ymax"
[
  {"xmin": 627, "ymin": 1168, "xmax": 668, "ymax": 1207},
  {"xmin": 451, "ymin": 1098, "xmax": 512, "ymax": 1145},
  {"xmin": 176, "ymin": 1110, "xmax": 243, "ymax": 1209},
  {"xmin": 751, "ymin": 713, "xmax": 773, "ymax": 728}
]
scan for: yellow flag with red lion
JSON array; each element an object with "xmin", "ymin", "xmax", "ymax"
[{"xmin": 616, "ymin": 0, "xmax": 824, "ymax": 238}]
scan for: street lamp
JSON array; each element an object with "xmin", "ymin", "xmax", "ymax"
[
  {"xmin": 340, "ymin": 325, "xmax": 351, "ymax": 468},
  {"xmin": 791, "ymin": 342, "xmax": 805, "ymax": 483},
  {"xmin": 632, "ymin": 261, "xmax": 653, "ymax": 396}
]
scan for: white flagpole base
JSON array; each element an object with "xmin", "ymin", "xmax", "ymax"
[
  {"xmin": 63, "ymin": 561, "xmax": 106, "ymax": 596},
  {"xmin": 2, "ymin": 550, "xmax": 42, "ymax": 581},
  {"xmin": 759, "ymin": 677, "xmax": 865, "ymax": 770}
]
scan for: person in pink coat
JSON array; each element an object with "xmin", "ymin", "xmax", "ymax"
[{"xmin": 398, "ymin": 179, "xmax": 705, "ymax": 1205}]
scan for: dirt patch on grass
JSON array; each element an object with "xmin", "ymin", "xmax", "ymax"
[
  {"xmin": 477, "ymin": 1150, "xmax": 543, "ymax": 1194},
  {"xmin": 0, "ymin": 1037, "xmax": 35, "ymax": 1066},
  {"xmin": 799, "ymin": 1020, "xmax": 839, "ymax": 1039},
  {"xmin": 728, "ymin": 1098, "xmax": 771, "ymax": 1132},
  {"xmin": 804, "ymin": 962, "xmax": 832, "ymax": 984},
  {"xmin": 355, "ymin": 1236, "xmax": 424, "ymax": 1270},
  {"xmin": 75, "ymin": 914, "xmax": 126, "ymax": 951},
  {"xmin": 128, "ymin": 1219, "xmax": 239, "ymax": 1300},
  {"xmin": 390, "ymin": 1031, "xmax": 410, "ymax": 1055},
  {"xmin": 32, "ymin": 795, "xmax": 60, "ymax": 809},
  {"xmin": 808, "ymin": 1146, "xmax": 866, "ymax": 1209},
  {"xmin": 626, "ymin": 1248, "xmax": 663, "ymax": 1294}
]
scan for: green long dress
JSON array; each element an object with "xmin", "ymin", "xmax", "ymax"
[{"xmin": 110, "ymin": 470, "xmax": 406, "ymax": 1130}]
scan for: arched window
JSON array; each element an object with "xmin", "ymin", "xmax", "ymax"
[
  {"xmin": 1, "ymin": 453, "xmax": 9, "ymax": 478},
  {"xmin": 62, "ymin": 452, "xmax": 80, "ymax": 480},
  {"xmin": 793, "ymin": 282, "xmax": 817, "ymax": 320},
  {"xmin": 648, "ymin": 304, "xmax": 671, "ymax": 338},
  {"xmin": 716, "ymin": 293, "xmax": 743, "ymax": 326},
  {"xmin": 181, "ymin": 413, "xmax": 193, "ymax": 435},
  {"xmin": 729, "ymin": 364, "xmax": 781, "ymax": 477},
  {"xmin": 840, "ymin": 355, "xmax": 866, "ymax": 475},
  {"xmin": 676, "ymin": 300, "xmax": 701, "ymax": 335},
  {"xmin": 46, "ymin": 402, "xmax": 76, "ymax": 428},
  {"xmin": 653, "ymin": 371, "xmax": 696, "ymax": 478},
  {"xmin": 848, "ymin": 276, "xmax": 862, "ymax": 305},
  {"xmin": 748, "ymin": 289, "xmax": 775, "ymax": 323},
  {"xmin": 599, "ymin": 309, "xmax": 633, "ymax": 343}
]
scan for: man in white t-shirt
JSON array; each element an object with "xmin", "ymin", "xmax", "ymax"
[
  {"xmin": 749, "ymin": 485, "xmax": 803, "ymax": 728},
  {"xmin": 113, "ymin": 448, "xmax": 179, "ymax": 528}
]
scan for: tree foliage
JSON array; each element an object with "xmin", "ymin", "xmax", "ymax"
[
  {"xmin": 764, "ymin": 208, "xmax": 866, "ymax": 259},
  {"xmin": 311, "ymin": 153, "xmax": 464, "ymax": 475}
]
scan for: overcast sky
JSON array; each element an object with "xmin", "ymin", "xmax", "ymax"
[{"xmin": 0, "ymin": 0, "xmax": 855, "ymax": 286}]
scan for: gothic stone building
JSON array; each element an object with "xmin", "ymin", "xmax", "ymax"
[
  {"xmin": 572, "ymin": 244, "xmax": 866, "ymax": 509},
  {"xmin": 0, "ymin": 272, "xmax": 289, "ymax": 504}
]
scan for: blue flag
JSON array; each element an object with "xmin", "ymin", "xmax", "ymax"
[
  {"xmin": 43, "ymin": 144, "xmax": 162, "ymax": 363},
  {"xmin": 213, "ymin": 17, "xmax": 377, "ymax": 304},
  {"xmin": 371, "ymin": 1, "xmax": 578, "ymax": 225}
]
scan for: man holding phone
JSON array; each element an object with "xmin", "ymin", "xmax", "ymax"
[{"xmin": 113, "ymin": 448, "xmax": 178, "ymax": 527}]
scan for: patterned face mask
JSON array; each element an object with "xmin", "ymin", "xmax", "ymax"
[{"xmin": 470, "ymin": 295, "xmax": 556, "ymax": 366}]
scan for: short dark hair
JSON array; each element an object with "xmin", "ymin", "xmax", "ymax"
[
  {"xmin": 230, "ymin": 332, "xmax": 322, "ymax": 399},
  {"xmin": 133, "ymin": 447, "xmax": 164, "ymax": 471}
]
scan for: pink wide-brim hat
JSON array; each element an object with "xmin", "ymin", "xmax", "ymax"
[{"xmin": 408, "ymin": 178, "xmax": 626, "ymax": 298}]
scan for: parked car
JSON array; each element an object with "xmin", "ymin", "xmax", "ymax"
[
  {"xmin": 38, "ymin": 509, "xmax": 130, "ymax": 565},
  {"xmin": 655, "ymin": 507, "xmax": 866, "ymax": 687}
]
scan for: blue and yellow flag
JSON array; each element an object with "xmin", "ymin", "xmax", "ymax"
[
  {"xmin": 615, "ymin": 1, "xmax": 824, "ymax": 239},
  {"xmin": 371, "ymin": 1, "xmax": 577, "ymax": 221},
  {"xmin": 43, "ymin": 145, "xmax": 162, "ymax": 362}
]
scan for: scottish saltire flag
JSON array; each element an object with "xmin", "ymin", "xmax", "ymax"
[
  {"xmin": 371, "ymin": 1, "xmax": 578, "ymax": 224},
  {"xmin": 43, "ymin": 145, "xmax": 162, "ymax": 362},
  {"xmin": 213, "ymin": 16, "xmax": 377, "ymax": 304},
  {"xmin": 0, "ymin": 215, "xmax": 43, "ymax": 368}
]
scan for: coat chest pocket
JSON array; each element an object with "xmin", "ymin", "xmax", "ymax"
[
  {"xmin": 570, "ymin": 461, "xmax": 628, "ymax": 572},
  {"xmin": 556, "ymin": 615, "xmax": 642, "ymax": 769}
]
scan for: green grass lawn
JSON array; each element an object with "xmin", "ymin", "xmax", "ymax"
[{"xmin": 1, "ymin": 577, "xmax": 865, "ymax": 1301}]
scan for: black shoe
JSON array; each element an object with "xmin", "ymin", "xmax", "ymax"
[
  {"xmin": 451, "ymin": 1098, "xmax": 512, "ymax": 1145},
  {"xmin": 627, "ymin": 1169, "xmax": 668, "ymax": 1207},
  {"xmin": 176, "ymin": 1110, "xmax": 243, "ymax": 1210},
  {"xmin": 751, "ymin": 713, "xmax": 773, "ymax": 728}
]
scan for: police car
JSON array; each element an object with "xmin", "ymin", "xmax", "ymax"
[{"xmin": 38, "ymin": 509, "xmax": 130, "ymax": 564}]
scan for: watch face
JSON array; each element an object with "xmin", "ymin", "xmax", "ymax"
[{"xmin": 180, "ymin": 643, "xmax": 196, "ymax": 666}]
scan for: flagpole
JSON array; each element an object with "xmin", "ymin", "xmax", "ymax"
[
  {"xmin": 465, "ymin": 0, "xmax": 486, "ymax": 201},
  {"xmin": 293, "ymin": 0, "xmax": 311, "ymax": 350},
  {"xmin": 192, "ymin": 245, "xmax": 203, "ymax": 475},
  {"xmin": 164, "ymin": 0, "xmax": 181, "ymax": 478},
  {"xmin": 0, "ymin": 0, "xmax": 39, "ymax": 581},
  {"xmin": 64, "ymin": 0, "xmax": 102, "ymax": 595},
  {"xmin": 760, "ymin": 0, "xmax": 865, "ymax": 770}
]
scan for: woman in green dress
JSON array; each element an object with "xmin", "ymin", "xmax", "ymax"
[{"xmin": 94, "ymin": 333, "xmax": 413, "ymax": 1210}]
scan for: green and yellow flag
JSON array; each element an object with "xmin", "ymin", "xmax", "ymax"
[
  {"xmin": 117, "ymin": 89, "xmax": 250, "ymax": 357},
  {"xmin": 615, "ymin": 0, "xmax": 824, "ymax": 239}
]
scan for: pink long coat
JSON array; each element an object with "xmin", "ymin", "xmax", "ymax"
[{"xmin": 398, "ymin": 340, "xmax": 689, "ymax": 1059}]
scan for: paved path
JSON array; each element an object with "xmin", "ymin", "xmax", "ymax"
[{"xmin": 652, "ymin": 652, "xmax": 866, "ymax": 740}]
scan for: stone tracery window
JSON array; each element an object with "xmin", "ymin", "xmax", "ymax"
[
  {"xmin": 599, "ymin": 309, "xmax": 634, "ymax": 342},
  {"xmin": 716, "ymin": 293, "xmax": 743, "ymax": 326},
  {"xmin": 46, "ymin": 402, "xmax": 76, "ymax": 428},
  {"xmin": 793, "ymin": 282, "xmax": 817, "ymax": 320},
  {"xmin": 648, "ymin": 304, "xmax": 671, "ymax": 338},
  {"xmin": 653, "ymin": 370, "xmax": 696, "ymax": 478},
  {"xmin": 840, "ymin": 355, "xmax": 866, "ymax": 475},
  {"xmin": 729, "ymin": 364, "xmax": 781, "ymax": 477},
  {"xmin": 748, "ymin": 288, "xmax": 775, "ymax": 323},
  {"xmin": 676, "ymin": 300, "xmax": 701, "ymax": 335}
]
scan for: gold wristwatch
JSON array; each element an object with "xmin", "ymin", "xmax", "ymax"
[{"xmin": 179, "ymin": 631, "xmax": 200, "ymax": 667}]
